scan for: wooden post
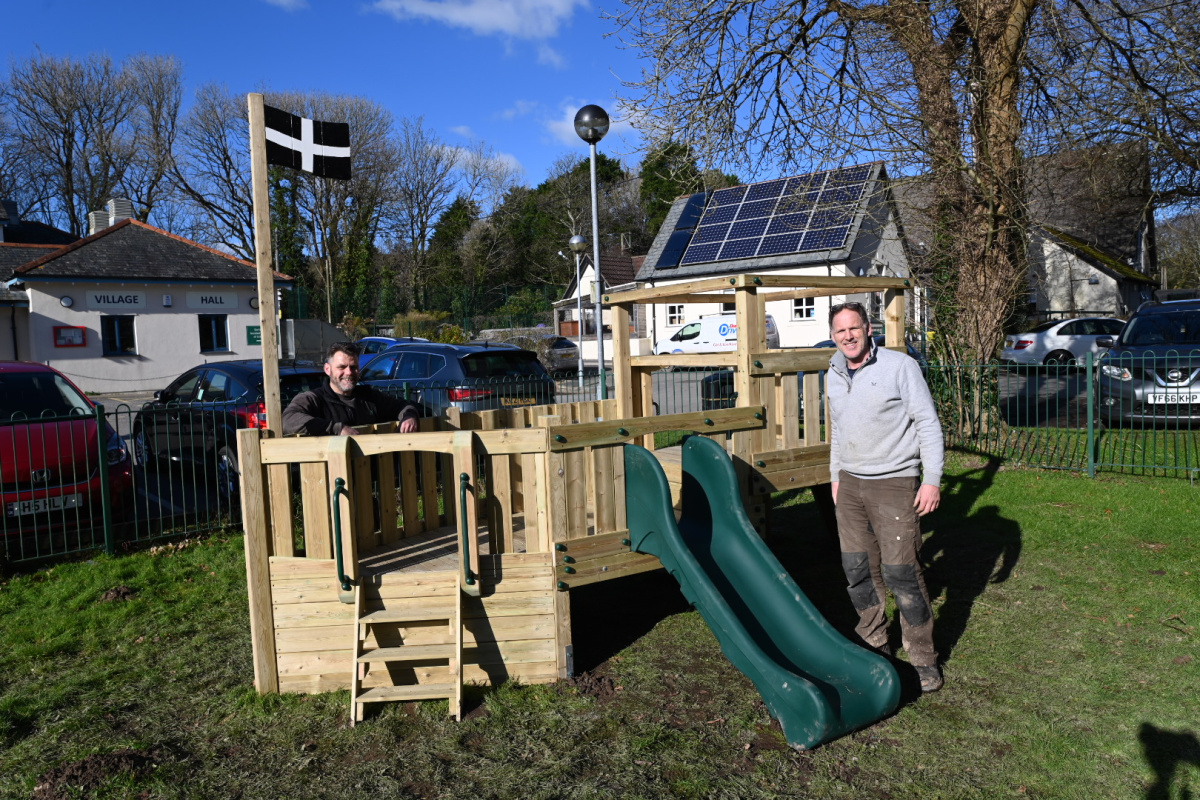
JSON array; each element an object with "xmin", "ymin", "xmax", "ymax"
[
  {"xmin": 238, "ymin": 428, "xmax": 278, "ymax": 694},
  {"xmin": 884, "ymin": 289, "xmax": 906, "ymax": 349},
  {"xmin": 246, "ymin": 93, "xmax": 283, "ymax": 435},
  {"xmin": 610, "ymin": 303, "xmax": 633, "ymax": 420}
]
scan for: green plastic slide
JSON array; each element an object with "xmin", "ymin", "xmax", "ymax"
[{"xmin": 623, "ymin": 437, "xmax": 900, "ymax": 750}]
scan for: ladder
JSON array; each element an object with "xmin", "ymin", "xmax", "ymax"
[{"xmin": 348, "ymin": 577, "xmax": 464, "ymax": 725}]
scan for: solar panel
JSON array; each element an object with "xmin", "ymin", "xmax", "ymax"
[
  {"xmin": 677, "ymin": 162, "xmax": 877, "ymax": 267},
  {"xmin": 654, "ymin": 191, "xmax": 710, "ymax": 269}
]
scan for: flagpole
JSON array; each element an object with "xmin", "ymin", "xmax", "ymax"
[{"xmin": 247, "ymin": 93, "xmax": 283, "ymax": 435}]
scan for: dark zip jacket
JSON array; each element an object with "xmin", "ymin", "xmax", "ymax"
[{"xmin": 282, "ymin": 381, "xmax": 421, "ymax": 436}]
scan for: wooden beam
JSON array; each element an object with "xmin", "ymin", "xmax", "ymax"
[
  {"xmin": 630, "ymin": 353, "xmax": 737, "ymax": 369},
  {"xmin": 258, "ymin": 428, "xmax": 550, "ymax": 462},
  {"xmin": 238, "ymin": 428, "xmax": 278, "ymax": 694},
  {"xmin": 246, "ymin": 93, "xmax": 283, "ymax": 435},
  {"xmin": 610, "ymin": 304, "xmax": 633, "ymax": 420},
  {"xmin": 548, "ymin": 406, "xmax": 764, "ymax": 451},
  {"xmin": 603, "ymin": 274, "xmax": 911, "ymax": 305}
]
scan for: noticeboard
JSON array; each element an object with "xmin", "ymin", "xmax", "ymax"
[{"xmin": 246, "ymin": 325, "xmax": 262, "ymax": 346}]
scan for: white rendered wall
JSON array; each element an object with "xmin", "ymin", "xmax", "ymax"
[{"xmin": 26, "ymin": 281, "xmax": 267, "ymax": 392}]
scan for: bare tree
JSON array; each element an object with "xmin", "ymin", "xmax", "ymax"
[
  {"xmin": 392, "ymin": 117, "xmax": 459, "ymax": 307},
  {"xmin": 1158, "ymin": 212, "xmax": 1200, "ymax": 290},
  {"xmin": 611, "ymin": 0, "xmax": 1045, "ymax": 362},
  {"xmin": 456, "ymin": 138, "xmax": 522, "ymax": 215},
  {"xmin": 3, "ymin": 51, "xmax": 137, "ymax": 236},
  {"xmin": 121, "ymin": 55, "xmax": 184, "ymax": 226}
]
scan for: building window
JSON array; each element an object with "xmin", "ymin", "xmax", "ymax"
[
  {"xmin": 101, "ymin": 316, "xmax": 137, "ymax": 355},
  {"xmin": 792, "ymin": 297, "xmax": 815, "ymax": 320},
  {"xmin": 721, "ymin": 301, "xmax": 736, "ymax": 312},
  {"xmin": 667, "ymin": 304, "xmax": 685, "ymax": 326},
  {"xmin": 199, "ymin": 314, "xmax": 229, "ymax": 352}
]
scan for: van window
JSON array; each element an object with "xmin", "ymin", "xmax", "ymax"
[{"xmin": 674, "ymin": 322, "xmax": 702, "ymax": 342}]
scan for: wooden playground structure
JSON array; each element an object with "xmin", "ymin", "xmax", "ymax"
[{"xmin": 239, "ymin": 273, "xmax": 911, "ymax": 725}]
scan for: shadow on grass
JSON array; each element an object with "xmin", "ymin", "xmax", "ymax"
[
  {"xmin": 921, "ymin": 457, "xmax": 1022, "ymax": 663},
  {"xmin": 1140, "ymin": 722, "xmax": 1200, "ymax": 800}
]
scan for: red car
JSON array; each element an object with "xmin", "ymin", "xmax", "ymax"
[{"xmin": 1, "ymin": 362, "xmax": 132, "ymax": 541}]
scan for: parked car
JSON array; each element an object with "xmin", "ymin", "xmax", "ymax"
[
  {"xmin": 357, "ymin": 336, "xmax": 429, "ymax": 368},
  {"xmin": 132, "ymin": 360, "xmax": 327, "ymax": 498},
  {"xmin": 1, "ymin": 362, "xmax": 132, "ymax": 536},
  {"xmin": 655, "ymin": 313, "xmax": 780, "ymax": 355},
  {"xmin": 1001, "ymin": 317, "xmax": 1125, "ymax": 366},
  {"xmin": 542, "ymin": 336, "xmax": 581, "ymax": 374},
  {"xmin": 359, "ymin": 342, "xmax": 556, "ymax": 414},
  {"xmin": 700, "ymin": 336, "xmax": 928, "ymax": 411},
  {"xmin": 1097, "ymin": 300, "xmax": 1200, "ymax": 426}
]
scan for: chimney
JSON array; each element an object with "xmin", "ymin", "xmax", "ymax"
[
  {"xmin": 106, "ymin": 198, "xmax": 134, "ymax": 224},
  {"xmin": 88, "ymin": 210, "xmax": 110, "ymax": 236}
]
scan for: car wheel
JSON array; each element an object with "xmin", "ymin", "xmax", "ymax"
[
  {"xmin": 132, "ymin": 425, "xmax": 160, "ymax": 472},
  {"xmin": 216, "ymin": 445, "xmax": 240, "ymax": 502},
  {"xmin": 1043, "ymin": 350, "xmax": 1076, "ymax": 367}
]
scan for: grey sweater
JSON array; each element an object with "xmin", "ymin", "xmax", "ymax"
[{"xmin": 827, "ymin": 343, "xmax": 944, "ymax": 486}]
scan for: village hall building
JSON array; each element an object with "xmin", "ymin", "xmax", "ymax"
[{"xmin": 4, "ymin": 208, "xmax": 289, "ymax": 393}]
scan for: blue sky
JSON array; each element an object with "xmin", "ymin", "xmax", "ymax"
[{"xmin": 7, "ymin": 0, "xmax": 645, "ymax": 187}]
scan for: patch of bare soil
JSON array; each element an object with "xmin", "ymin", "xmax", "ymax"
[
  {"xmin": 33, "ymin": 748, "xmax": 156, "ymax": 800},
  {"xmin": 98, "ymin": 585, "xmax": 136, "ymax": 602},
  {"xmin": 562, "ymin": 669, "xmax": 620, "ymax": 703}
]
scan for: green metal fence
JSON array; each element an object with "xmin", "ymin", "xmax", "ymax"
[{"xmin": 6, "ymin": 356, "xmax": 1198, "ymax": 567}]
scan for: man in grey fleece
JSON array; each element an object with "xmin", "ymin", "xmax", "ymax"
[{"xmin": 826, "ymin": 302, "xmax": 945, "ymax": 692}]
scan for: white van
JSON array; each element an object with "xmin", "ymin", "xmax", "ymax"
[{"xmin": 655, "ymin": 313, "xmax": 780, "ymax": 355}]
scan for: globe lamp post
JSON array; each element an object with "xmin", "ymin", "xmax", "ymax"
[
  {"xmin": 574, "ymin": 104, "xmax": 610, "ymax": 400},
  {"xmin": 568, "ymin": 234, "xmax": 588, "ymax": 389}
]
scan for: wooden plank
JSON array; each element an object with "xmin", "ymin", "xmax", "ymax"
[
  {"xmin": 576, "ymin": 402, "xmax": 598, "ymax": 536},
  {"xmin": 377, "ymin": 450, "xmax": 398, "ymax": 545},
  {"xmin": 271, "ymin": 577, "xmax": 344, "ymax": 605},
  {"xmin": 603, "ymin": 274, "xmax": 910, "ymax": 305},
  {"xmin": 278, "ymin": 649, "xmax": 357, "ymax": 677},
  {"xmin": 258, "ymin": 427, "xmax": 549, "ymax": 462},
  {"xmin": 326, "ymin": 438, "xmax": 358, "ymax": 585},
  {"xmin": 418, "ymin": 418, "xmax": 441, "ymax": 543},
  {"xmin": 636, "ymin": 367, "xmax": 655, "ymax": 450},
  {"xmin": 555, "ymin": 587, "xmax": 571, "ymax": 678},
  {"xmin": 353, "ymin": 455, "xmax": 376, "ymax": 551},
  {"xmin": 560, "ymin": 552, "xmax": 663, "ymax": 588},
  {"xmin": 802, "ymin": 372, "xmax": 822, "ymax": 446},
  {"xmin": 440, "ymin": 410, "xmax": 460, "ymax": 528},
  {"xmin": 592, "ymin": 442, "xmax": 618, "ymax": 535},
  {"xmin": 238, "ymin": 428, "xmax": 277, "ymax": 694},
  {"xmin": 548, "ymin": 405, "xmax": 764, "ymax": 451},
  {"xmin": 268, "ymin": 462, "xmax": 294, "ymax": 558},
  {"xmin": 269, "ymin": 556, "xmax": 335, "ymax": 578},
  {"xmin": 300, "ymin": 463, "xmax": 332, "ymax": 559},
  {"xmin": 610, "ymin": 304, "xmax": 633, "ymax": 420},
  {"xmin": 750, "ymin": 349, "xmax": 836, "ymax": 375},
  {"xmin": 452, "ymin": 430, "xmax": 481, "ymax": 590},
  {"xmin": 554, "ymin": 529, "xmax": 632, "ymax": 561},
  {"xmin": 753, "ymin": 443, "xmax": 831, "ymax": 470},
  {"xmin": 272, "ymin": 600, "xmax": 357, "ymax": 627},
  {"xmin": 885, "ymin": 288, "xmax": 906, "ymax": 348},
  {"xmin": 564, "ymin": 444, "xmax": 588, "ymax": 541},
  {"xmin": 400, "ymin": 448, "xmax": 421, "ymax": 538},
  {"xmin": 464, "ymin": 590, "xmax": 555, "ymax": 617},
  {"xmin": 751, "ymin": 464, "xmax": 828, "ymax": 492},
  {"xmin": 630, "ymin": 353, "xmax": 737, "ymax": 369}
]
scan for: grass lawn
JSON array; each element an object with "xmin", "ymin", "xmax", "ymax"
[{"xmin": 1, "ymin": 457, "xmax": 1197, "ymax": 799}]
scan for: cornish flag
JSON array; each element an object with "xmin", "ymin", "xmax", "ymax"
[{"xmin": 263, "ymin": 105, "xmax": 352, "ymax": 180}]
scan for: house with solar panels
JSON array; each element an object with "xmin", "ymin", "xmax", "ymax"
[{"xmin": 636, "ymin": 162, "xmax": 911, "ymax": 349}]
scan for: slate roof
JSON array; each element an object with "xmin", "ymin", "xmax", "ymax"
[
  {"xmin": 14, "ymin": 219, "xmax": 291, "ymax": 283},
  {"xmin": 1041, "ymin": 226, "xmax": 1156, "ymax": 284},
  {"xmin": 563, "ymin": 252, "xmax": 640, "ymax": 299},
  {"xmin": 1, "ymin": 243, "xmax": 64, "ymax": 281},
  {"xmin": 636, "ymin": 162, "xmax": 891, "ymax": 282}
]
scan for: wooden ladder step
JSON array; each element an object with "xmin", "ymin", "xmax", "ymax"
[
  {"xmin": 359, "ymin": 606, "xmax": 455, "ymax": 624},
  {"xmin": 356, "ymin": 684, "xmax": 457, "ymax": 704},
  {"xmin": 358, "ymin": 644, "xmax": 455, "ymax": 663}
]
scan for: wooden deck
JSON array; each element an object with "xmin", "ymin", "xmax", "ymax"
[{"xmin": 359, "ymin": 519, "xmax": 529, "ymax": 577}]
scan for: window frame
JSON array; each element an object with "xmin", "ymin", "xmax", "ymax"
[
  {"xmin": 792, "ymin": 296, "xmax": 816, "ymax": 321},
  {"xmin": 198, "ymin": 314, "xmax": 230, "ymax": 353},
  {"xmin": 666, "ymin": 304, "xmax": 685, "ymax": 326},
  {"xmin": 101, "ymin": 315, "xmax": 138, "ymax": 356}
]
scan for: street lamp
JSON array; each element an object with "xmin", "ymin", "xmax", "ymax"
[
  {"xmin": 574, "ymin": 104, "xmax": 610, "ymax": 400},
  {"xmin": 568, "ymin": 234, "xmax": 588, "ymax": 389}
]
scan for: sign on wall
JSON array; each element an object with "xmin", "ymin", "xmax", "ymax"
[
  {"xmin": 186, "ymin": 291, "xmax": 239, "ymax": 309},
  {"xmin": 246, "ymin": 325, "xmax": 261, "ymax": 346},
  {"xmin": 53, "ymin": 326, "xmax": 86, "ymax": 347},
  {"xmin": 86, "ymin": 291, "xmax": 146, "ymax": 310}
]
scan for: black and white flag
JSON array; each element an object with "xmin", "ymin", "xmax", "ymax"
[{"xmin": 263, "ymin": 105, "xmax": 352, "ymax": 180}]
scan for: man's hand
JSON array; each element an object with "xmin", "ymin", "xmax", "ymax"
[
  {"xmin": 399, "ymin": 417, "xmax": 418, "ymax": 433},
  {"xmin": 831, "ymin": 481, "xmax": 839, "ymax": 505},
  {"xmin": 338, "ymin": 425, "xmax": 360, "ymax": 437},
  {"xmin": 914, "ymin": 484, "xmax": 941, "ymax": 516}
]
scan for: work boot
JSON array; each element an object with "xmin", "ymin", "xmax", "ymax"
[{"xmin": 916, "ymin": 664, "xmax": 944, "ymax": 693}]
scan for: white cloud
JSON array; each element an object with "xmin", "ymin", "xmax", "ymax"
[
  {"xmin": 498, "ymin": 100, "xmax": 538, "ymax": 121},
  {"xmin": 450, "ymin": 125, "xmax": 474, "ymax": 139},
  {"xmin": 536, "ymin": 43, "xmax": 565, "ymax": 69},
  {"xmin": 263, "ymin": 0, "xmax": 308, "ymax": 10},
  {"xmin": 370, "ymin": 0, "xmax": 588, "ymax": 40}
]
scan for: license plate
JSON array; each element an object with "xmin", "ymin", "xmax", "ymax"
[
  {"xmin": 1147, "ymin": 393, "xmax": 1200, "ymax": 404},
  {"xmin": 501, "ymin": 397, "xmax": 536, "ymax": 407},
  {"xmin": 6, "ymin": 493, "xmax": 84, "ymax": 517}
]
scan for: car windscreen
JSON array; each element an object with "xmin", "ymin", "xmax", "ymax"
[
  {"xmin": 279, "ymin": 373, "xmax": 329, "ymax": 403},
  {"xmin": 460, "ymin": 351, "xmax": 546, "ymax": 379},
  {"xmin": 1121, "ymin": 311, "xmax": 1200, "ymax": 347},
  {"xmin": 0, "ymin": 372, "xmax": 93, "ymax": 420}
]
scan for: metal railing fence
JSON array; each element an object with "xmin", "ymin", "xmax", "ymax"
[{"xmin": 6, "ymin": 355, "xmax": 1198, "ymax": 566}]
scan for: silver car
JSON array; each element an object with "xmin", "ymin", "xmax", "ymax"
[{"xmin": 1001, "ymin": 317, "xmax": 1125, "ymax": 366}]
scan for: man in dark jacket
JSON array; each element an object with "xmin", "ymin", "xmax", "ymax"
[{"xmin": 283, "ymin": 342, "xmax": 421, "ymax": 436}]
